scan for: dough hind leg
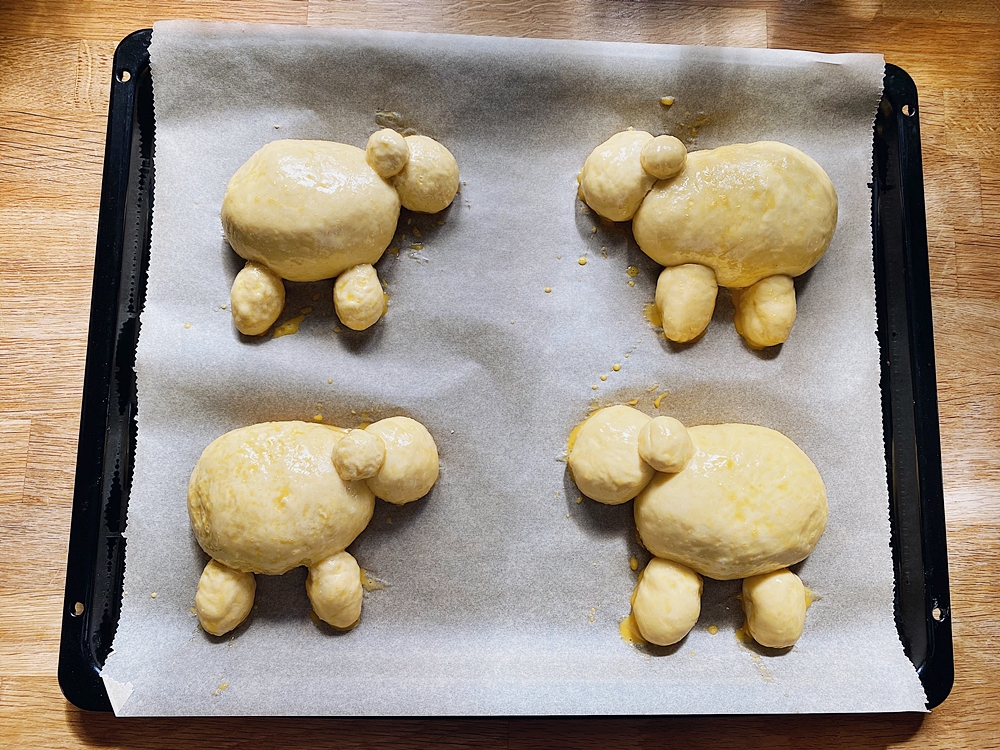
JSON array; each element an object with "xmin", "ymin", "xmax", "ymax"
[
  {"xmin": 655, "ymin": 264, "xmax": 718, "ymax": 343},
  {"xmin": 630, "ymin": 558, "xmax": 703, "ymax": 646},
  {"xmin": 306, "ymin": 551, "xmax": 364, "ymax": 629},
  {"xmin": 741, "ymin": 568, "xmax": 807, "ymax": 648},
  {"xmin": 732, "ymin": 274, "xmax": 796, "ymax": 349},
  {"xmin": 195, "ymin": 559, "xmax": 256, "ymax": 636}
]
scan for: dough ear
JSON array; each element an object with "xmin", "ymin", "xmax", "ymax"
[{"xmin": 638, "ymin": 416, "xmax": 693, "ymax": 473}]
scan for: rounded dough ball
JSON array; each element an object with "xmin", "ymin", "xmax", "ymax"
[
  {"xmin": 333, "ymin": 263, "xmax": 386, "ymax": 331},
  {"xmin": 638, "ymin": 417, "xmax": 693, "ymax": 473},
  {"xmin": 733, "ymin": 274, "xmax": 796, "ymax": 349},
  {"xmin": 579, "ymin": 130, "xmax": 656, "ymax": 222},
  {"xmin": 634, "ymin": 423, "xmax": 827, "ymax": 580},
  {"xmin": 366, "ymin": 128, "xmax": 410, "ymax": 178},
  {"xmin": 230, "ymin": 261, "xmax": 286, "ymax": 336},
  {"xmin": 306, "ymin": 551, "xmax": 364, "ymax": 629},
  {"xmin": 364, "ymin": 417, "xmax": 439, "ymax": 504},
  {"xmin": 392, "ymin": 135, "xmax": 460, "ymax": 214},
  {"xmin": 640, "ymin": 135, "xmax": 687, "ymax": 180},
  {"xmin": 195, "ymin": 559, "xmax": 256, "ymax": 636},
  {"xmin": 655, "ymin": 264, "xmax": 718, "ymax": 343},
  {"xmin": 742, "ymin": 568, "xmax": 807, "ymax": 648},
  {"xmin": 188, "ymin": 421, "xmax": 375, "ymax": 575},
  {"xmin": 631, "ymin": 558, "xmax": 703, "ymax": 646},
  {"xmin": 567, "ymin": 405, "xmax": 654, "ymax": 505},
  {"xmin": 332, "ymin": 429, "xmax": 386, "ymax": 481},
  {"xmin": 633, "ymin": 142, "xmax": 838, "ymax": 288},
  {"xmin": 221, "ymin": 140, "xmax": 400, "ymax": 282}
]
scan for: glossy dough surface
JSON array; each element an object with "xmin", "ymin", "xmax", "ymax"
[
  {"xmin": 568, "ymin": 405, "xmax": 654, "ymax": 505},
  {"xmin": 364, "ymin": 417, "xmax": 440, "ymax": 505},
  {"xmin": 631, "ymin": 558, "xmax": 703, "ymax": 646},
  {"xmin": 634, "ymin": 423, "xmax": 827, "ymax": 580},
  {"xmin": 632, "ymin": 141, "xmax": 838, "ymax": 288},
  {"xmin": 579, "ymin": 130, "xmax": 656, "ymax": 221},
  {"xmin": 221, "ymin": 140, "xmax": 400, "ymax": 282},
  {"xmin": 188, "ymin": 421, "xmax": 376, "ymax": 575}
]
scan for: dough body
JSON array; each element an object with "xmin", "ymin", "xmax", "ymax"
[
  {"xmin": 221, "ymin": 140, "xmax": 400, "ymax": 282},
  {"xmin": 188, "ymin": 421, "xmax": 376, "ymax": 575},
  {"xmin": 632, "ymin": 142, "xmax": 838, "ymax": 288},
  {"xmin": 634, "ymin": 423, "xmax": 827, "ymax": 580},
  {"xmin": 579, "ymin": 130, "xmax": 656, "ymax": 221},
  {"xmin": 567, "ymin": 405, "xmax": 654, "ymax": 505}
]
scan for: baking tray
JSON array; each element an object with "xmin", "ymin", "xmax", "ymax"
[{"xmin": 58, "ymin": 29, "xmax": 953, "ymax": 712}]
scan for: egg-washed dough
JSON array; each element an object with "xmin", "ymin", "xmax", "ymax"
[
  {"xmin": 637, "ymin": 416, "xmax": 693, "ymax": 473},
  {"xmin": 230, "ymin": 261, "xmax": 285, "ymax": 336},
  {"xmin": 364, "ymin": 417, "xmax": 440, "ymax": 505},
  {"xmin": 188, "ymin": 421, "xmax": 376, "ymax": 576},
  {"xmin": 392, "ymin": 135, "xmax": 460, "ymax": 214},
  {"xmin": 733, "ymin": 274, "xmax": 797, "ymax": 349},
  {"xmin": 632, "ymin": 141, "xmax": 838, "ymax": 289},
  {"xmin": 333, "ymin": 263, "xmax": 386, "ymax": 332},
  {"xmin": 305, "ymin": 550, "xmax": 364, "ymax": 629},
  {"xmin": 578, "ymin": 130, "xmax": 656, "ymax": 222},
  {"xmin": 634, "ymin": 423, "xmax": 827, "ymax": 580},
  {"xmin": 640, "ymin": 135, "xmax": 687, "ymax": 180},
  {"xmin": 567, "ymin": 405, "xmax": 654, "ymax": 505},
  {"xmin": 742, "ymin": 568, "xmax": 808, "ymax": 648},
  {"xmin": 221, "ymin": 140, "xmax": 400, "ymax": 283},
  {"xmin": 332, "ymin": 429, "xmax": 386, "ymax": 481},
  {"xmin": 195, "ymin": 559, "xmax": 256, "ymax": 636},
  {"xmin": 366, "ymin": 128, "xmax": 410, "ymax": 178},
  {"xmin": 654, "ymin": 264, "xmax": 719, "ymax": 343},
  {"xmin": 631, "ymin": 558, "xmax": 703, "ymax": 646}
]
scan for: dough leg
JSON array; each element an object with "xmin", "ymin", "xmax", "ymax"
[
  {"xmin": 733, "ymin": 274, "xmax": 796, "ymax": 349},
  {"xmin": 742, "ymin": 568, "xmax": 807, "ymax": 648},
  {"xmin": 334, "ymin": 264, "xmax": 386, "ymax": 331},
  {"xmin": 631, "ymin": 558, "xmax": 703, "ymax": 646},
  {"xmin": 195, "ymin": 559, "xmax": 256, "ymax": 636},
  {"xmin": 306, "ymin": 551, "xmax": 363, "ymax": 629},
  {"xmin": 655, "ymin": 264, "xmax": 718, "ymax": 343}
]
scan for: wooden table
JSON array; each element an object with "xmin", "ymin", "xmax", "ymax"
[{"xmin": 2, "ymin": 1, "xmax": 998, "ymax": 747}]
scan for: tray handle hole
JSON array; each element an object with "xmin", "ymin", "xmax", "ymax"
[
  {"xmin": 901, "ymin": 103, "xmax": 915, "ymax": 117},
  {"xmin": 118, "ymin": 69, "xmax": 132, "ymax": 83},
  {"xmin": 72, "ymin": 601, "xmax": 85, "ymax": 617},
  {"xmin": 932, "ymin": 606, "xmax": 948, "ymax": 622}
]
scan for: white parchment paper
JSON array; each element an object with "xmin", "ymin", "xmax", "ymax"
[{"xmin": 101, "ymin": 21, "xmax": 927, "ymax": 715}]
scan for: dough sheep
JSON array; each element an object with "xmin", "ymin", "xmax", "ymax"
[
  {"xmin": 579, "ymin": 133, "xmax": 837, "ymax": 348},
  {"xmin": 567, "ymin": 405, "xmax": 826, "ymax": 648},
  {"xmin": 188, "ymin": 418, "xmax": 439, "ymax": 635},
  {"xmin": 221, "ymin": 130, "xmax": 459, "ymax": 336}
]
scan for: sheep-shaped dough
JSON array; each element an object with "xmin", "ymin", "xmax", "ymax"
[
  {"xmin": 578, "ymin": 132, "xmax": 838, "ymax": 348},
  {"xmin": 567, "ymin": 405, "xmax": 827, "ymax": 648},
  {"xmin": 187, "ymin": 417, "xmax": 439, "ymax": 635},
  {"xmin": 222, "ymin": 130, "xmax": 459, "ymax": 335}
]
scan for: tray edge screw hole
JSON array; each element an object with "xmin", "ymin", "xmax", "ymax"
[
  {"xmin": 932, "ymin": 606, "xmax": 946, "ymax": 622},
  {"xmin": 901, "ymin": 103, "xmax": 915, "ymax": 117},
  {"xmin": 118, "ymin": 69, "xmax": 131, "ymax": 83},
  {"xmin": 72, "ymin": 601, "xmax": 85, "ymax": 617}
]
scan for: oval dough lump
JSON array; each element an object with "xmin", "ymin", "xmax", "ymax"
[
  {"xmin": 567, "ymin": 405, "xmax": 654, "ymax": 505},
  {"xmin": 579, "ymin": 130, "xmax": 656, "ymax": 222},
  {"xmin": 631, "ymin": 557, "xmax": 703, "ymax": 646},
  {"xmin": 364, "ymin": 416, "xmax": 440, "ymax": 505},
  {"xmin": 392, "ymin": 135, "xmax": 460, "ymax": 214}
]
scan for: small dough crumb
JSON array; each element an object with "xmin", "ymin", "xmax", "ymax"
[
  {"xmin": 365, "ymin": 128, "xmax": 409, "ymax": 178},
  {"xmin": 742, "ymin": 568, "xmax": 807, "ymax": 648},
  {"xmin": 334, "ymin": 263, "xmax": 385, "ymax": 331},
  {"xmin": 306, "ymin": 551, "xmax": 363, "ymax": 629},
  {"xmin": 640, "ymin": 135, "xmax": 687, "ymax": 180},
  {"xmin": 638, "ymin": 416, "xmax": 693, "ymax": 473},
  {"xmin": 332, "ymin": 430, "xmax": 387, "ymax": 481},
  {"xmin": 230, "ymin": 262, "xmax": 286, "ymax": 336},
  {"xmin": 392, "ymin": 135, "xmax": 460, "ymax": 214},
  {"xmin": 655, "ymin": 264, "xmax": 718, "ymax": 343},
  {"xmin": 733, "ymin": 275, "xmax": 796, "ymax": 349},
  {"xmin": 631, "ymin": 558, "xmax": 702, "ymax": 646},
  {"xmin": 195, "ymin": 559, "xmax": 256, "ymax": 636}
]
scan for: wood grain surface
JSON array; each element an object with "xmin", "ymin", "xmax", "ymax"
[{"xmin": 1, "ymin": 0, "xmax": 998, "ymax": 747}]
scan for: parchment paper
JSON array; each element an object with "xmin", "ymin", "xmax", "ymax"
[{"xmin": 101, "ymin": 21, "xmax": 927, "ymax": 715}]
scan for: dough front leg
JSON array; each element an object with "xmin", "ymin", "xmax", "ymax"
[
  {"xmin": 230, "ymin": 261, "xmax": 285, "ymax": 336},
  {"xmin": 732, "ymin": 274, "xmax": 796, "ymax": 349},
  {"xmin": 195, "ymin": 559, "xmax": 256, "ymax": 636},
  {"xmin": 655, "ymin": 264, "xmax": 719, "ymax": 343},
  {"xmin": 306, "ymin": 551, "xmax": 364, "ymax": 630},
  {"xmin": 334, "ymin": 264, "xmax": 387, "ymax": 331},
  {"xmin": 741, "ymin": 568, "xmax": 807, "ymax": 648},
  {"xmin": 630, "ymin": 558, "xmax": 703, "ymax": 646}
]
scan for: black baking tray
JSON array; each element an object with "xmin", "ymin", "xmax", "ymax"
[{"xmin": 58, "ymin": 29, "xmax": 953, "ymax": 712}]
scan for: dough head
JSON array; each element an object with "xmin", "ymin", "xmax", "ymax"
[
  {"xmin": 631, "ymin": 557, "xmax": 702, "ymax": 646},
  {"xmin": 332, "ymin": 429, "xmax": 386, "ymax": 481},
  {"xmin": 638, "ymin": 416, "xmax": 693, "ymax": 473},
  {"xmin": 567, "ymin": 405, "xmax": 654, "ymax": 505},
  {"xmin": 655, "ymin": 264, "xmax": 719, "ymax": 343},
  {"xmin": 366, "ymin": 128, "xmax": 410, "ymax": 178},
  {"xmin": 188, "ymin": 421, "xmax": 376, "ymax": 575},
  {"xmin": 195, "ymin": 559, "xmax": 256, "ymax": 636},
  {"xmin": 742, "ymin": 568, "xmax": 807, "ymax": 648},
  {"xmin": 392, "ymin": 135, "xmax": 460, "ymax": 214},
  {"xmin": 364, "ymin": 416, "xmax": 440, "ymax": 504},
  {"xmin": 733, "ymin": 274, "xmax": 797, "ymax": 349},
  {"xmin": 632, "ymin": 142, "xmax": 838, "ymax": 288},
  {"xmin": 230, "ymin": 261, "xmax": 285, "ymax": 336},
  {"xmin": 579, "ymin": 130, "xmax": 656, "ymax": 222},
  {"xmin": 634, "ymin": 423, "xmax": 827, "ymax": 579},
  {"xmin": 221, "ymin": 140, "xmax": 400, "ymax": 282},
  {"xmin": 333, "ymin": 263, "xmax": 386, "ymax": 331},
  {"xmin": 306, "ymin": 551, "xmax": 364, "ymax": 629}
]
